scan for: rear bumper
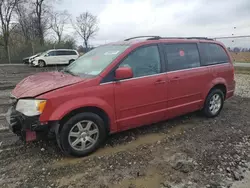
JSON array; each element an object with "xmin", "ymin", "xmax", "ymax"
[
  {"xmin": 6, "ymin": 106, "xmax": 49, "ymax": 137},
  {"xmin": 226, "ymin": 80, "xmax": 236, "ymax": 99},
  {"xmin": 226, "ymin": 90, "xmax": 234, "ymax": 99}
]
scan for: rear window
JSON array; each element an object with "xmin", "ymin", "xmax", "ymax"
[
  {"xmin": 164, "ymin": 43, "xmax": 200, "ymax": 71},
  {"xmin": 67, "ymin": 51, "xmax": 77, "ymax": 55},
  {"xmin": 200, "ymin": 43, "xmax": 229, "ymax": 66},
  {"xmin": 55, "ymin": 50, "xmax": 77, "ymax": 56},
  {"xmin": 56, "ymin": 51, "xmax": 66, "ymax": 56}
]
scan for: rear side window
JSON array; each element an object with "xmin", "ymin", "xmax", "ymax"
[
  {"xmin": 200, "ymin": 43, "xmax": 229, "ymax": 66},
  {"xmin": 56, "ymin": 51, "xmax": 67, "ymax": 56},
  {"xmin": 58, "ymin": 50, "xmax": 77, "ymax": 55},
  {"xmin": 119, "ymin": 45, "xmax": 161, "ymax": 78},
  {"xmin": 69, "ymin": 51, "xmax": 77, "ymax": 55},
  {"xmin": 164, "ymin": 43, "xmax": 200, "ymax": 71}
]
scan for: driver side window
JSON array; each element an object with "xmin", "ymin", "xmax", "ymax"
[
  {"xmin": 119, "ymin": 45, "xmax": 161, "ymax": 78},
  {"xmin": 48, "ymin": 51, "xmax": 56, "ymax": 56}
]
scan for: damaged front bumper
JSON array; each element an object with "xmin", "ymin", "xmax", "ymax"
[{"xmin": 6, "ymin": 106, "xmax": 52, "ymax": 141}]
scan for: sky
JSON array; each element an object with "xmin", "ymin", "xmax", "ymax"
[{"xmin": 56, "ymin": 0, "xmax": 250, "ymax": 47}]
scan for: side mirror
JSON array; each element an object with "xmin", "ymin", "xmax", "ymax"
[
  {"xmin": 44, "ymin": 54, "xmax": 49, "ymax": 57},
  {"xmin": 115, "ymin": 67, "xmax": 133, "ymax": 80}
]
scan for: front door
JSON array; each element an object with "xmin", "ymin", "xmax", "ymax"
[
  {"xmin": 114, "ymin": 45, "xmax": 167, "ymax": 130},
  {"xmin": 56, "ymin": 50, "xmax": 67, "ymax": 64},
  {"xmin": 45, "ymin": 51, "xmax": 57, "ymax": 65},
  {"xmin": 163, "ymin": 43, "xmax": 207, "ymax": 118}
]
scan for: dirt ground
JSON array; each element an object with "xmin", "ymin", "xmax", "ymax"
[{"xmin": 0, "ymin": 65, "xmax": 250, "ymax": 188}]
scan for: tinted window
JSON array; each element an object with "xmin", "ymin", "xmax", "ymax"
[
  {"xmin": 56, "ymin": 51, "xmax": 68, "ymax": 56},
  {"xmin": 68, "ymin": 50, "xmax": 77, "ymax": 55},
  {"xmin": 164, "ymin": 44, "xmax": 200, "ymax": 71},
  {"xmin": 200, "ymin": 43, "xmax": 229, "ymax": 65},
  {"xmin": 119, "ymin": 45, "xmax": 161, "ymax": 78},
  {"xmin": 47, "ymin": 51, "xmax": 56, "ymax": 56}
]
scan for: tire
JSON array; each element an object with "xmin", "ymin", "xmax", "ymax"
[
  {"xmin": 38, "ymin": 60, "xmax": 46, "ymax": 67},
  {"xmin": 69, "ymin": 59, "xmax": 75, "ymax": 64},
  {"xmin": 58, "ymin": 112, "xmax": 107, "ymax": 157},
  {"xmin": 203, "ymin": 89, "xmax": 224, "ymax": 118}
]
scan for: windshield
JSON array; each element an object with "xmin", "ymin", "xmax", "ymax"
[
  {"xmin": 40, "ymin": 51, "xmax": 49, "ymax": 56},
  {"xmin": 64, "ymin": 45, "xmax": 129, "ymax": 77}
]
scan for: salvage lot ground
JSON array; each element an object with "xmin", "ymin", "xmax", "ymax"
[{"xmin": 0, "ymin": 65, "xmax": 250, "ymax": 188}]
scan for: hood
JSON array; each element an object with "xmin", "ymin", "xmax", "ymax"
[
  {"xmin": 30, "ymin": 54, "xmax": 40, "ymax": 59},
  {"xmin": 23, "ymin": 57, "xmax": 30, "ymax": 60},
  {"xmin": 12, "ymin": 71, "xmax": 85, "ymax": 98},
  {"xmin": 23, "ymin": 54, "xmax": 41, "ymax": 60}
]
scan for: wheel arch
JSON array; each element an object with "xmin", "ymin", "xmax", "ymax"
[
  {"xmin": 38, "ymin": 59, "xmax": 46, "ymax": 64},
  {"xmin": 211, "ymin": 84, "xmax": 226, "ymax": 98},
  {"xmin": 204, "ymin": 78, "xmax": 228, "ymax": 100},
  {"xmin": 207, "ymin": 84, "xmax": 227, "ymax": 100},
  {"xmin": 59, "ymin": 106, "xmax": 111, "ymax": 134}
]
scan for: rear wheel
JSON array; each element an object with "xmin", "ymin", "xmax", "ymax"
[
  {"xmin": 58, "ymin": 112, "xmax": 107, "ymax": 157},
  {"xmin": 38, "ymin": 60, "xmax": 46, "ymax": 67},
  {"xmin": 203, "ymin": 89, "xmax": 224, "ymax": 118}
]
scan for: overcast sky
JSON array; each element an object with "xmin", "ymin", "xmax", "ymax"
[{"xmin": 56, "ymin": 0, "xmax": 250, "ymax": 47}]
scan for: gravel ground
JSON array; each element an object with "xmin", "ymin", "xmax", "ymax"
[
  {"xmin": 0, "ymin": 66, "xmax": 250, "ymax": 188},
  {"xmin": 235, "ymin": 74, "xmax": 250, "ymax": 98}
]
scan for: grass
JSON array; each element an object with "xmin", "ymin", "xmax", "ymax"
[{"xmin": 235, "ymin": 66, "xmax": 250, "ymax": 74}]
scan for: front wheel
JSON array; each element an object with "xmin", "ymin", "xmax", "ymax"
[
  {"xmin": 38, "ymin": 60, "xmax": 46, "ymax": 67},
  {"xmin": 203, "ymin": 89, "xmax": 224, "ymax": 118},
  {"xmin": 58, "ymin": 112, "xmax": 107, "ymax": 157}
]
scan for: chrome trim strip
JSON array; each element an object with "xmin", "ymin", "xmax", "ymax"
[
  {"xmin": 120, "ymin": 72, "xmax": 167, "ymax": 82},
  {"xmin": 100, "ymin": 72, "xmax": 167, "ymax": 85},
  {"xmin": 166, "ymin": 63, "xmax": 229, "ymax": 74},
  {"xmin": 100, "ymin": 81, "xmax": 114, "ymax": 85},
  {"xmin": 99, "ymin": 63, "xmax": 230, "ymax": 85}
]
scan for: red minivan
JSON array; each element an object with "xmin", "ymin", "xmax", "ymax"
[{"xmin": 6, "ymin": 36, "xmax": 235, "ymax": 156}]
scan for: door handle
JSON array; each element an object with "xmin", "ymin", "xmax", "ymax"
[
  {"xmin": 171, "ymin": 76, "xmax": 180, "ymax": 80},
  {"xmin": 155, "ymin": 80, "xmax": 166, "ymax": 84}
]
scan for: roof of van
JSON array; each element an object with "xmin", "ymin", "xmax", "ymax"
[
  {"xmin": 107, "ymin": 36, "xmax": 222, "ymax": 46},
  {"xmin": 48, "ymin": 49, "xmax": 77, "ymax": 51}
]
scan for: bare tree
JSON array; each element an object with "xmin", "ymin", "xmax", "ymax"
[
  {"xmin": 34, "ymin": 0, "xmax": 45, "ymax": 45},
  {"xmin": 16, "ymin": 2, "xmax": 36, "ymax": 43},
  {"xmin": 50, "ymin": 10, "xmax": 70, "ymax": 44},
  {"xmin": 34, "ymin": 0, "xmax": 53, "ymax": 45},
  {"xmin": 0, "ymin": 0, "xmax": 21, "ymax": 63},
  {"xmin": 73, "ymin": 12, "xmax": 98, "ymax": 51},
  {"xmin": 16, "ymin": 1, "xmax": 43, "ymax": 53}
]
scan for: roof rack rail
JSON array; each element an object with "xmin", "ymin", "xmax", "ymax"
[
  {"xmin": 124, "ymin": 36, "xmax": 160, "ymax": 41},
  {"xmin": 147, "ymin": 36, "xmax": 214, "ymax": 41},
  {"xmin": 124, "ymin": 36, "xmax": 214, "ymax": 41},
  {"xmin": 186, "ymin": 37, "xmax": 214, "ymax": 40}
]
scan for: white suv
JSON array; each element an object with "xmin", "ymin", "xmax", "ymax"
[{"xmin": 32, "ymin": 49, "xmax": 79, "ymax": 67}]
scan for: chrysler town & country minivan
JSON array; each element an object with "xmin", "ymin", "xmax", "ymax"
[{"xmin": 6, "ymin": 36, "xmax": 235, "ymax": 157}]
